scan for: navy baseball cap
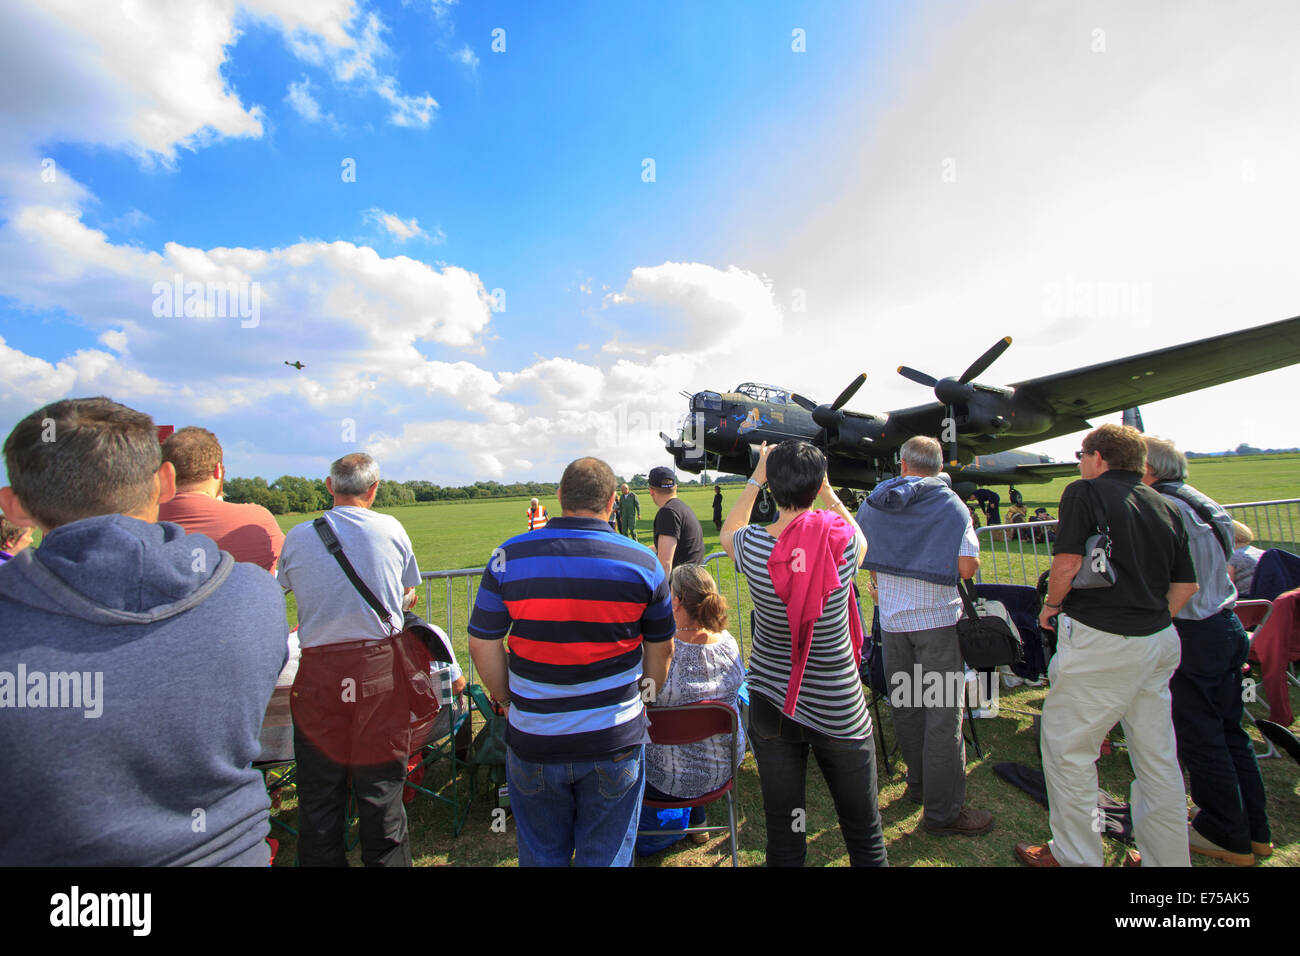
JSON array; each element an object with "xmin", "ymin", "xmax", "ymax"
[{"xmin": 648, "ymin": 466, "xmax": 677, "ymax": 489}]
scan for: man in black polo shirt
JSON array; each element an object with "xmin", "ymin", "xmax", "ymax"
[
  {"xmin": 1015, "ymin": 424, "xmax": 1198, "ymax": 868},
  {"xmin": 648, "ymin": 466, "xmax": 705, "ymax": 576}
]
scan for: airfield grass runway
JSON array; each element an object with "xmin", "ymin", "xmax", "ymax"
[{"xmin": 269, "ymin": 453, "xmax": 1300, "ymax": 866}]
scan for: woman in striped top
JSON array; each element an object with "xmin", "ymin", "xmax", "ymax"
[{"xmin": 721, "ymin": 440, "xmax": 887, "ymax": 867}]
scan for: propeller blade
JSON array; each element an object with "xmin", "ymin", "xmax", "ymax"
[
  {"xmin": 897, "ymin": 366, "xmax": 938, "ymax": 388},
  {"xmin": 831, "ymin": 373, "xmax": 868, "ymax": 410},
  {"xmin": 790, "ymin": 393, "xmax": 819, "ymax": 413},
  {"xmin": 959, "ymin": 336, "xmax": 1012, "ymax": 383}
]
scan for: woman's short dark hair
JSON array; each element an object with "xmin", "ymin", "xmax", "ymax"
[
  {"xmin": 3, "ymin": 397, "xmax": 161, "ymax": 529},
  {"xmin": 765, "ymin": 440, "xmax": 825, "ymax": 510}
]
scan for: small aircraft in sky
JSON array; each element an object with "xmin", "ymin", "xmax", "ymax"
[
  {"xmin": 284, "ymin": 360, "xmax": 305, "ymax": 370},
  {"xmin": 662, "ymin": 314, "xmax": 1300, "ymax": 497}
]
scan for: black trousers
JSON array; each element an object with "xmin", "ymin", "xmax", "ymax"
[
  {"xmin": 1171, "ymin": 610, "xmax": 1270, "ymax": 853},
  {"xmin": 291, "ymin": 641, "xmax": 412, "ymax": 867}
]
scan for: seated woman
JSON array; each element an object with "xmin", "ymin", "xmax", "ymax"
[
  {"xmin": 1229, "ymin": 520, "xmax": 1265, "ymax": 597},
  {"xmin": 644, "ymin": 564, "xmax": 746, "ymax": 844},
  {"xmin": 720, "ymin": 439, "xmax": 885, "ymax": 867}
]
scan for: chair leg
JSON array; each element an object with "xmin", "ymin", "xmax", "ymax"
[
  {"xmin": 964, "ymin": 698, "xmax": 983, "ymax": 760},
  {"xmin": 727, "ymin": 792, "xmax": 738, "ymax": 867},
  {"xmin": 871, "ymin": 692, "xmax": 892, "ymax": 776}
]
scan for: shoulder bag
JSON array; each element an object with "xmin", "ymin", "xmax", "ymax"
[
  {"xmin": 313, "ymin": 517, "xmax": 445, "ymax": 728},
  {"xmin": 1070, "ymin": 481, "xmax": 1116, "ymax": 589},
  {"xmin": 956, "ymin": 578, "xmax": 1024, "ymax": 670}
]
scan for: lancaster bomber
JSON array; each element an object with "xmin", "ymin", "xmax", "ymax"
[{"xmin": 662, "ymin": 314, "xmax": 1300, "ymax": 497}]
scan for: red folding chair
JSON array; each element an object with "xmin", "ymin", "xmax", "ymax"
[
  {"xmin": 1239, "ymin": 599, "xmax": 1278, "ymax": 758},
  {"xmin": 638, "ymin": 701, "xmax": 740, "ymax": 866},
  {"xmin": 1236, "ymin": 599, "xmax": 1273, "ymax": 632}
]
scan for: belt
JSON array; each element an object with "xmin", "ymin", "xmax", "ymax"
[{"xmin": 301, "ymin": 638, "xmax": 389, "ymax": 655}]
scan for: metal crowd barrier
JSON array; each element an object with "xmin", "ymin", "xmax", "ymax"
[
  {"xmin": 975, "ymin": 497, "xmax": 1300, "ymax": 588},
  {"xmin": 416, "ymin": 553, "xmax": 755, "ymax": 670}
]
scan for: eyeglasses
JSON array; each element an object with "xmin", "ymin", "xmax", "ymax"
[{"xmin": 1075, "ymin": 449, "xmax": 1089, "ymax": 461}]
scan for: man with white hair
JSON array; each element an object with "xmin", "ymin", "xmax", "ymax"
[
  {"xmin": 1142, "ymin": 434, "xmax": 1271, "ymax": 865},
  {"xmin": 856, "ymin": 436, "xmax": 992, "ymax": 837},
  {"xmin": 278, "ymin": 453, "xmax": 422, "ymax": 866},
  {"xmin": 526, "ymin": 497, "xmax": 549, "ymax": 531}
]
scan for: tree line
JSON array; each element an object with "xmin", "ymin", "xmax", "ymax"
[{"xmin": 222, "ymin": 472, "xmax": 732, "ymax": 514}]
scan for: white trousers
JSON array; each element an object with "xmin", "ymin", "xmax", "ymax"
[{"xmin": 1041, "ymin": 615, "xmax": 1190, "ymax": 867}]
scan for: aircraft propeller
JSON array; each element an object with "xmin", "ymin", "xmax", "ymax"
[
  {"xmin": 791, "ymin": 373, "xmax": 868, "ymax": 445},
  {"xmin": 898, "ymin": 337, "xmax": 1014, "ymax": 463}
]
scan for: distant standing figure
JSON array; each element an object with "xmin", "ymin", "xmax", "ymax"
[
  {"xmin": 526, "ymin": 497, "xmax": 549, "ymax": 531},
  {"xmin": 974, "ymin": 488, "xmax": 1001, "ymax": 526},
  {"xmin": 619, "ymin": 483, "xmax": 641, "ymax": 540},
  {"xmin": 712, "ymin": 485, "xmax": 723, "ymax": 533}
]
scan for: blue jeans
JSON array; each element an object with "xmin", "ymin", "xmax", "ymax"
[
  {"xmin": 507, "ymin": 745, "xmax": 646, "ymax": 866},
  {"xmin": 745, "ymin": 692, "xmax": 888, "ymax": 867}
]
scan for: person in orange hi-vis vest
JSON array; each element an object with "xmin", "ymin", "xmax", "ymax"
[{"xmin": 526, "ymin": 498, "xmax": 549, "ymax": 531}]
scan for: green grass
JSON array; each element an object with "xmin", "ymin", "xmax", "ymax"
[{"xmin": 265, "ymin": 456, "xmax": 1300, "ymax": 866}]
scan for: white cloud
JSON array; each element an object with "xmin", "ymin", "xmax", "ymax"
[
  {"xmin": 452, "ymin": 45, "xmax": 478, "ymax": 71},
  {"xmin": 364, "ymin": 208, "xmax": 428, "ymax": 242},
  {"xmin": 285, "ymin": 75, "xmax": 330, "ymax": 123}
]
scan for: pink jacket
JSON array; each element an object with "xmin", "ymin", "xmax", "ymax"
[{"xmin": 767, "ymin": 509, "xmax": 864, "ymax": 716}]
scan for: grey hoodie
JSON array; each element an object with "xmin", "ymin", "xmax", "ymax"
[{"xmin": 0, "ymin": 514, "xmax": 287, "ymax": 865}]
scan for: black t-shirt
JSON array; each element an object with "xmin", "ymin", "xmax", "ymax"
[
  {"xmin": 1054, "ymin": 470, "xmax": 1196, "ymax": 636},
  {"xmin": 653, "ymin": 497, "xmax": 705, "ymax": 568}
]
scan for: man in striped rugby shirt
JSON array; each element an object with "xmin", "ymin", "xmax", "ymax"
[{"xmin": 469, "ymin": 457, "xmax": 675, "ymax": 866}]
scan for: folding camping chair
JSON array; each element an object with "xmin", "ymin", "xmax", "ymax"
[
  {"xmin": 637, "ymin": 701, "xmax": 741, "ymax": 866},
  {"xmin": 401, "ymin": 682, "xmax": 475, "ymax": 835},
  {"xmin": 1239, "ymin": 598, "xmax": 1280, "ymax": 758}
]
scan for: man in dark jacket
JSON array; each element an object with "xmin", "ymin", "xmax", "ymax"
[
  {"xmin": 0, "ymin": 397, "xmax": 287, "ymax": 865},
  {"xmin": 1143, "ymin": 435, "xmax": 1270, "ymax": 865}
]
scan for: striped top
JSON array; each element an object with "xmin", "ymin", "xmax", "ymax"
[
  {"xmin": 734, "ymin": 524, "xmax": 871, "ymax": 739},
  {"xmin": 467, "ymin": 517, "xmax": 675, "ymax": 762}
]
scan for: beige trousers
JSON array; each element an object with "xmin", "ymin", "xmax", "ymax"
[{"xmin": 1041, "ymin": 615, "xmax": 1190, "ymax": 866}]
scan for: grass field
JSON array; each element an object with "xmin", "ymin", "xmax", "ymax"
[{"xmin": 267, "ymin": 453, "xmax": 1300, "ymax": 866}]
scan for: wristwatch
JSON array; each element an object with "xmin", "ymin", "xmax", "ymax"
[{"xmin": 747, "ymin": 477, "xmax": 763, "ymax": 489}]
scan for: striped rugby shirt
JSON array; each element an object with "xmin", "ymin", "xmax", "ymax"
[
  {"xmin": 467, "ymin": 517, "xmax": 675, "ymax": 762},
  {"xmin": 734, "ymin": 524, "xmax": 871, "ymax": 739}
]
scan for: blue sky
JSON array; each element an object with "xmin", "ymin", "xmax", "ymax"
[{"xmin": 1, "ymin": 0, "xmax": 1298, "ymax": 486}]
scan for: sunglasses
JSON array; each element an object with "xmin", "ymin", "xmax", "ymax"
[{"xmin": 1075, "ymin": 449, "xmax": 1091, "ymax": 461}]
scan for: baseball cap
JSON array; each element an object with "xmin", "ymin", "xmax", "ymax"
[{"xmin": 648, "ymin": 466, "xmax": 677, "ymax": 489}]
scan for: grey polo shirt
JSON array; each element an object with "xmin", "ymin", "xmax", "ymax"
[{"xmin": 279, "ymin": 506, "xmax": 422, "ymax": 648}]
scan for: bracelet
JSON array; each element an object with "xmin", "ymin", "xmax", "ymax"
[
  {"xmin": 1044, "ymin": 602, "xmax": 1061, "ymax": 610},
  {"xmin": 747, "ymin": 477, "xmax": 763, "ymax": 488}
]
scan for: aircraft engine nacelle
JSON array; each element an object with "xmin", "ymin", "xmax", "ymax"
[{"xmin": 966, "ymin": 394, "xmax": 1053, "ymax": 437}]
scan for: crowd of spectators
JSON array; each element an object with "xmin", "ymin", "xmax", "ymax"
[{"xmin": 0, "ymin": 397, "xmax": 1278, "ymax": 868}]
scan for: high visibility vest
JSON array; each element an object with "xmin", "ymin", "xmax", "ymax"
[{"xmin": 527, "ymin": 505, "xmax": 549, "ymax": 530}]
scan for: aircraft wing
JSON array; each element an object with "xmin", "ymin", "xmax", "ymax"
[
  {"xmin": 1010, "ymin": 461, "xmax": 1080, "ymax": 480},
  {"xmin": 1007, "ymin": 314, "xmax": 1300, "ymax": 420}
]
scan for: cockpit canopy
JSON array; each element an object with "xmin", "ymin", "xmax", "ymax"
[{"xmin": 729, "ymin": 382, "xmax": 789, "ymax": 405}]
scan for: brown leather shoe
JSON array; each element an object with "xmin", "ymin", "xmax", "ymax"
[
  {"xmin": 1252, "ymin": 841, "xmax": 1273, "ymax": 858},
  {"xmin": 1015, "ymin": 842, "xmax": 1059, "ymax": 867},
  {"xmin": 1189, "ymin": 824, "xmax": 1254, "ymax": 867},
  {"xmin": 1122, "ymin": 848, "xmax": 1141, "ymax": 867},
  {"xmin": 925, "ymin": 806, "xmax": 994, "ymax": 837}
]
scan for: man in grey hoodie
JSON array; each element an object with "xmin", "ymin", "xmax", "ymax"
[{"xmin": 0, "ymin": 397, "xmax": 287, "ymax": 865}]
